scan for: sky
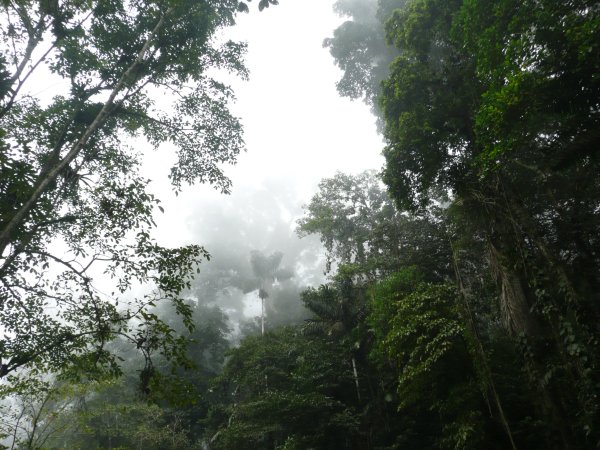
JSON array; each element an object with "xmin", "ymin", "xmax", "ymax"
[
  {"xmin": 143, "ymin": 0, "xmax": 384, "ymax": 251},
  {"xmin": 137, "ymin": 0, "xmax": 386, "ymax": 324}
]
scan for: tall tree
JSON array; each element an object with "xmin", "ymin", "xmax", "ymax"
[
  {"xmin": 378, "ymin": 0, "xmax": 600, "ymax": 445},
  {"xmin": 0, "ymin": 0, "xmax": 266, "ymax": 388},
  {"xmin": 298, "ymin": 170, "xmax": 452, "ymax": 281},
  {"xmin": 249, "ymin": 250, "xmax": 292, "ymax": 335},
  {"xmin": 324, "ymin": 0, "xmax": 405, "ymax": 125}
]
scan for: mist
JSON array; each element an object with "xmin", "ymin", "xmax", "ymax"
[{"xmin": 181, "ymin": 178, "xmax": 327, "ymax": 339}]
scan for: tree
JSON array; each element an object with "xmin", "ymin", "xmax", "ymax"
[
  {"xmin": 297, "ymin": 170, "xmax": 452, "ymax": 281},
  {"xmin": 369, "ymin": 273, "xmax": 520, "ymax": 450},
  {"xmin": 249, "ymin": 250, "xmax": 292, "ymax": 335},
  {"xmin": 297, "ymin": 171, "xmax": 463, "ymax": 448},
  {"xmin": 1, "ymin": 300, "xmax": 234, "ymax": 449},
  {"xmin": 44, "ymin": 379, "xmax": 198, "ymax": 450},
  {"xmin": 207, "ymin": 327, "xmax": 361, "ymax": 450},
  {"xmin": 378, "ymin": 0, "xmax": 600, "ymax": 445},
  {"xmin": 0, "ymin": 379, "xmax": 86, "ymax": 450},
  {"xmin": 324, "ymin": 0, "xmax": 405, "ymax": 126},
  {"xmin": 0, "ymin": 0, "xmax": 269, "ymax": 388},
  {"xmin": 153, "ymin": 301, "xmax": 233, "ymax": 442},
  {"xmin": 181, "ymin": 182, "xmax": 323, "ymax": 337}
]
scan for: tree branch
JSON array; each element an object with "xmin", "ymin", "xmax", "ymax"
[
  {"xmin": 0, "ymin": 215, "xmax": 78, "ymax": 276},
  {"xmin": 1, "ymin": 10, "xmax": 94, "ymax": 118},
  {"xmin": 0, "ymin": 8, "xmax": 174, "ymax": 259}
]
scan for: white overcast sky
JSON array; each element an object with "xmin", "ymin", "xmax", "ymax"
[{"xmin": 144, "ymin": 0, "xmax": 384, "ymax": 249}]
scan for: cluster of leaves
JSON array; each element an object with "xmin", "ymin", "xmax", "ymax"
[
  {"xmin": 207, "ymin": 328, "xmax": 360, "ymax": 449},
  {"xmin": 297, "ymin": 170, "xmax": 452, "ymax": 281},
  {"xmin": 238, "ymin": 0, "xmax": 280, "ymax": 14},
  {"xmin": 323, "ymin": 0, "xmax": 405, "ymax": 127}
]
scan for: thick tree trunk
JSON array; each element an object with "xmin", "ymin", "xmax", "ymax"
[
  {"xmin": 486, "ymin": 224, "xmax": 583, "ymax": 449},
  {"xmin": 487, "ymin": 240, "xmax": 542, "ymax": 337},
  {"xmin": 452, "ymin": 243, "xmax": 518, "ymax": 450}
]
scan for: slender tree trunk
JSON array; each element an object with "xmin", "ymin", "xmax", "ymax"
[
  {"xmin": 351, "ymin": 356, "xmax": 361, "ymax": 403},
  {"xmin": 261, "ymin": 296, "xmax": 265, "ymax": 336}
]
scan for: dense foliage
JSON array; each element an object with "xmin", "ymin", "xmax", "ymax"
[
  {"xmin": 379, "ymin": 0, "xmax": 600, "ymax": 448},
  {"xmin": 1, "ymin": 0, "xmax": 598, "ymax": 449}
]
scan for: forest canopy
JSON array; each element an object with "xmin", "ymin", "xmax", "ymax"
[{"xmin": 1, "ymin": 0, "xmax": 599, "ymax": 449}]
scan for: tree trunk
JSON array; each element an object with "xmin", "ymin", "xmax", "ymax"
[
  {"xmin": 452, "ymin": 243, "xmax": 518, "ymax": 450},
  {"xmin": 261, "ymin": 296, "xmax": 265, "ymax": 336},
  {"xmin": 487, "ymin": 240, "xmax": 542, "ymax": 337},
  {"xmin": 351, "ymin": 356, "xmax": 361, "ymax": 403},
  {"xmin": 485, "ymin": 224, "xmax": 582, "ymax": 449}
]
